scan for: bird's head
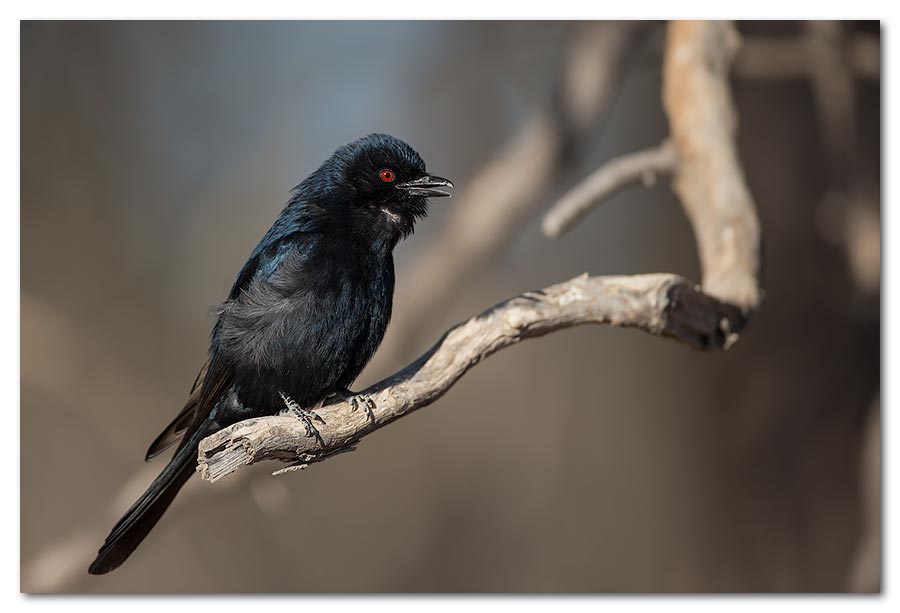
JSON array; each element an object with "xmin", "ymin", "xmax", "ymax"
[{"xmin": 307, "ymin": 133, "xmax": 453, "ymax": 240}]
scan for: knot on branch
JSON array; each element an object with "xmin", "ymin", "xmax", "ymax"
[{"xmin": 663, "ymin": 281, "xmax": 747, "ymax": 350}]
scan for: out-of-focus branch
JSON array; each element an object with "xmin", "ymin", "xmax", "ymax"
[
  {"xmin": 734, "ymin": 31, "xmax": 880, "ymax": 80},
  {"xmin": 663, "ymin": 21, "xmax": 762, "ymax": 309},
  {"xmin": 381, "ymin": 22, "xmax": 649, "ymax": 356},
  {"xmin": 23, "ymin": 462, "xmax": 242, "ymax": 592},
  {"xmin": 848, "ymin": 396, "xmax": 881, "ymax": 593},
  {"xmin": 800, "ymin": 21, "xmax": 879, "ymax": 297},
  {"xmin": 541, "ymin": 140, "xmax": 677, "ymax": 238},
  {"xmin": 561, "ymin": 21, "xmax": 651, "ymax": 135},
  {"xmin": 804, "ymin": 21, "xmax": 857, "ymax": 182},
  {"xmin": 544, "ymin": 22, "xmax": 762, "ymax": 311},
  {"xmin": 198, "ymin": 273, "xmax": 746, "ymax": 483},
  {"xmin": 21, "ymin": 292, "xmax": 247, "ymax": 592}
]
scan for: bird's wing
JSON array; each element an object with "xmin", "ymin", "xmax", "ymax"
[
  {"xmin": 144, "ymin": 361, "xmax": 209, "ymax": 460},
  {"xmin": 226, "ymin": 201, "xmax": 325, "ymax": 300},
  {"xmin": 144, "ymin": 206, "xmax": 324, "ymax": 460}
]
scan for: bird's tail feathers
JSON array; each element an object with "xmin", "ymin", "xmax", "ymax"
[{"xmin": 88, "ymin": 427, "xmax": 205, "ymax": 575}]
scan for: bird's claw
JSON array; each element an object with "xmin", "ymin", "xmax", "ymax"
[
  {"xmin": 279, "ymin": 392, "xmax": 325, "ymax": 446},
  {"xmin": 349, "ymin": 394, "xmax": 377, "ymax": 423},
  {"xmin": 327, "ymin": 388, "xmax": 376, "ymax": 423}
]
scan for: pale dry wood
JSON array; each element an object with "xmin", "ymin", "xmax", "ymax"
[
  {"xmin": 198, "ymin": 273, "xmax": 746, "ymax": 482},
  {"xmin": 663, "ymin": 20, "xmax": 762, "ymax": 309},
  {"xmin": 541, "ymin": 140, "xmax": 678, "ymax": 239},
  {"xmin": 545, "ymin": 22, "xmax": 762, "ymax": 310}
]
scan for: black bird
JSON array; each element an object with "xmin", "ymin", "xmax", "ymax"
[{"xmin": 88, "ymin": 133, "xmax": 453, "ymax": 575}]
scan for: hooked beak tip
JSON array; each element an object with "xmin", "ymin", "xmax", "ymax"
[{"xmin": 396, "ymin": 174, "xmax": 454, "ymax": 198}]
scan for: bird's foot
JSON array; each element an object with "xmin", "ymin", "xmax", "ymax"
[
  {"xmin": 279, "ymin": 392, "xmax": 325, "ymax": 446},
  {"xmin": 350, "ymin": 393, "xmax": 377, "ymax": 423},
  {"xmin": 327, "ymin": 387, "xmax": 377, "ymax": 423}
]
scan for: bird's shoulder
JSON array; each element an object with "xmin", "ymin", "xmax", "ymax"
[{"xmin": 226, "ymin": 200, "xmax": 329, "ymax": 300}]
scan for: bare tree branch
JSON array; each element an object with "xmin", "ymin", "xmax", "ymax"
[
  {"xmin": 198, "ymin": 273, "xmax": 746, "ymax": 483},
  {"xmin": 541, "ymin": 140, "xmax": 677, "ymax": 239},
  {"xmin": 379, "ymin": 21, "xmax": 649, "ymax": 356},
  {"xmin": 545, "ymin": 21, "xmax": 762, "ymax": 310},
  {"xmin": 663, "ymin": 21, "xmax": 762, "ymax": 309}
]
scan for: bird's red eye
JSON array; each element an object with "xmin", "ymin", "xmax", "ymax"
[{"xmin": 379, "ymin": 169, "xmax": 395, "ymax": 183}]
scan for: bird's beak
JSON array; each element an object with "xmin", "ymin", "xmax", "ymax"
[{"xmin": 395, "ymin": 174, "xmax": 454, "ymax": 198}]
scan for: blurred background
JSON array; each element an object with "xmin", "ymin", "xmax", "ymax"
[{"xmin": 21, "ymin": 20, "xmax": 880, "ymax": 593}]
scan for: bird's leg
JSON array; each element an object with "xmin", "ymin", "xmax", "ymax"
[
  {"xmin": 326, "ymin": 387, "xmax": 377, "ymax": 423},
  {"xmin": 279, "ymin": 392, "xmax": 325, "ymax": 446}
]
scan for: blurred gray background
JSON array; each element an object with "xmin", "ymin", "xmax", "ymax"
[{"xmin": 21, "ymin": 21, "xmax": 880, "ymax": 592}]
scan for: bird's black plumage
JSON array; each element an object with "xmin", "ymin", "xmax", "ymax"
[{"xmin": 89, "ymin": 133, "xmax": 452, "ymax": 575}]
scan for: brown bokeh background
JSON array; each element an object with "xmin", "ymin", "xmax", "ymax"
[{"xmin": 21, "ymin": 21, "xmax": 880, "ymax": 592}]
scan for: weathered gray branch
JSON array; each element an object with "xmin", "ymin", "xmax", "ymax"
[{"xmin": 198, "ymin": 273, "xmax": 746, "ymax": 483}]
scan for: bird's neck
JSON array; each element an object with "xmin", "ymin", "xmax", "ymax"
[{"xmin": 341, "ymin": 206, "xmax": 405, "ymax": 255}]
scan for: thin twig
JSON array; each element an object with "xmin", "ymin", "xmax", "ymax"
[
  {"xmin": 380, "ymin": 21, "xmax": 649, "ymax": 356},
  {"xmin": 541, "ymin": 140, "xmax": 678, "ymax": 239}
]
